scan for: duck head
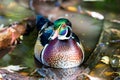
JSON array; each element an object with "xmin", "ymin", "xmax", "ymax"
[{"xmin": 51, "ymin": 18, "xmax": 72, "ymax": 40}]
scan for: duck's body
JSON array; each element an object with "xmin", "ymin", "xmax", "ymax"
[
  {"xmin": 41, "ymin": 38, "xmax": 83, "ymax": 68},
  {"xmin": 34, "ymin": 16, "xmax": 84, "ymax": 68}
]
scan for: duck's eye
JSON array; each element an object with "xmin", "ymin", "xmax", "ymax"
[{"xmin": 61, "ymin": 24, "xmax": 66, "ymax": 28}]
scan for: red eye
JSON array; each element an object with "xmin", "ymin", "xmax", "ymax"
[{"xmin": 62, "ymin": 24, "xmax": 66, "ymax": 28}]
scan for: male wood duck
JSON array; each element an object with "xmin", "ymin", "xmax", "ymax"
[{"xmin": 34, "ymin": 15, "xmax": 84, "ymax": 68}]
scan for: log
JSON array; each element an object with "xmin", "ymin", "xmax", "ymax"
[
  {"xmin": 0, "ymin": 17, "xmax": 36, "ymax": 50},
  {"xmin": 0, "ymin": 22, "xmax": 26, "ymax": 49}
]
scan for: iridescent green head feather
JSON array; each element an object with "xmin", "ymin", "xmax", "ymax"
[{"xmin": 53, "ymin": 18, "xmax": 72, "ymax": 30}]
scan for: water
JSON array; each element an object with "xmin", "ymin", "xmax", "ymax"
[{"xmin": 0, "ymin": 0, "xmax": 120, "ymax": 80}]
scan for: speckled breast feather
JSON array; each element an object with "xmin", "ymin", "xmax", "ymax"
[{"xmin": 41, "ymin": 38, "xmax": 83, "ymax": 68}]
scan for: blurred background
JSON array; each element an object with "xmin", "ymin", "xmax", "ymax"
[{"xmin": 0, "ymin": 0, "xmax": 120, "ymax": 80}]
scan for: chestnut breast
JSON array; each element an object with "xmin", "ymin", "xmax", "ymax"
[{"xmin": 42, "ymin": 38, "xmax": 83, "ymax": 68}]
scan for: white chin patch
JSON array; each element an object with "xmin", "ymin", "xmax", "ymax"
[{"xmin": 58, "ymin": 35, "xmax": 70, "ymax": 40}]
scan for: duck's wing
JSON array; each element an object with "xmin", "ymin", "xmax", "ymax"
[
  {"xmin": 36, "ymin": 15, "xmax": 54, "ymax": 46},
  {"xmin": 39, "ymin": 26, "xmax": 53, "ymax": 46},
  {"xmin": 36, "ymin": 15, "xmax": 51, "ymax": 31}
]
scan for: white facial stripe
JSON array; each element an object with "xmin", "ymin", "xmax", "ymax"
[{"xmin": 65, "ymin": 27, "xmax": 68, "ymax": 36}]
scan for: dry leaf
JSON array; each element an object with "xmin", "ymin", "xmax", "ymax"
[{"xmin": 0, "ymin": 65, "xmax": 27, "ymax": 73}]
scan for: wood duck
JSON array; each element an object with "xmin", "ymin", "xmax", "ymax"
[{"xmin": 34, "ymin": 15, "xmax": 84, "ymax": 68}]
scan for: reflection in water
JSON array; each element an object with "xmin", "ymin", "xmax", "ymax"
[
  {"xmin": 0, "ymin": 0, "xmax": 120, "ymax": 80},
  {"xmin": 34, "ymin": 57, "xmax": 90, "ymax": 80},
  {"xmin": 86, "ymin": 20, "xmax": 120, "ymax": 68}
]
